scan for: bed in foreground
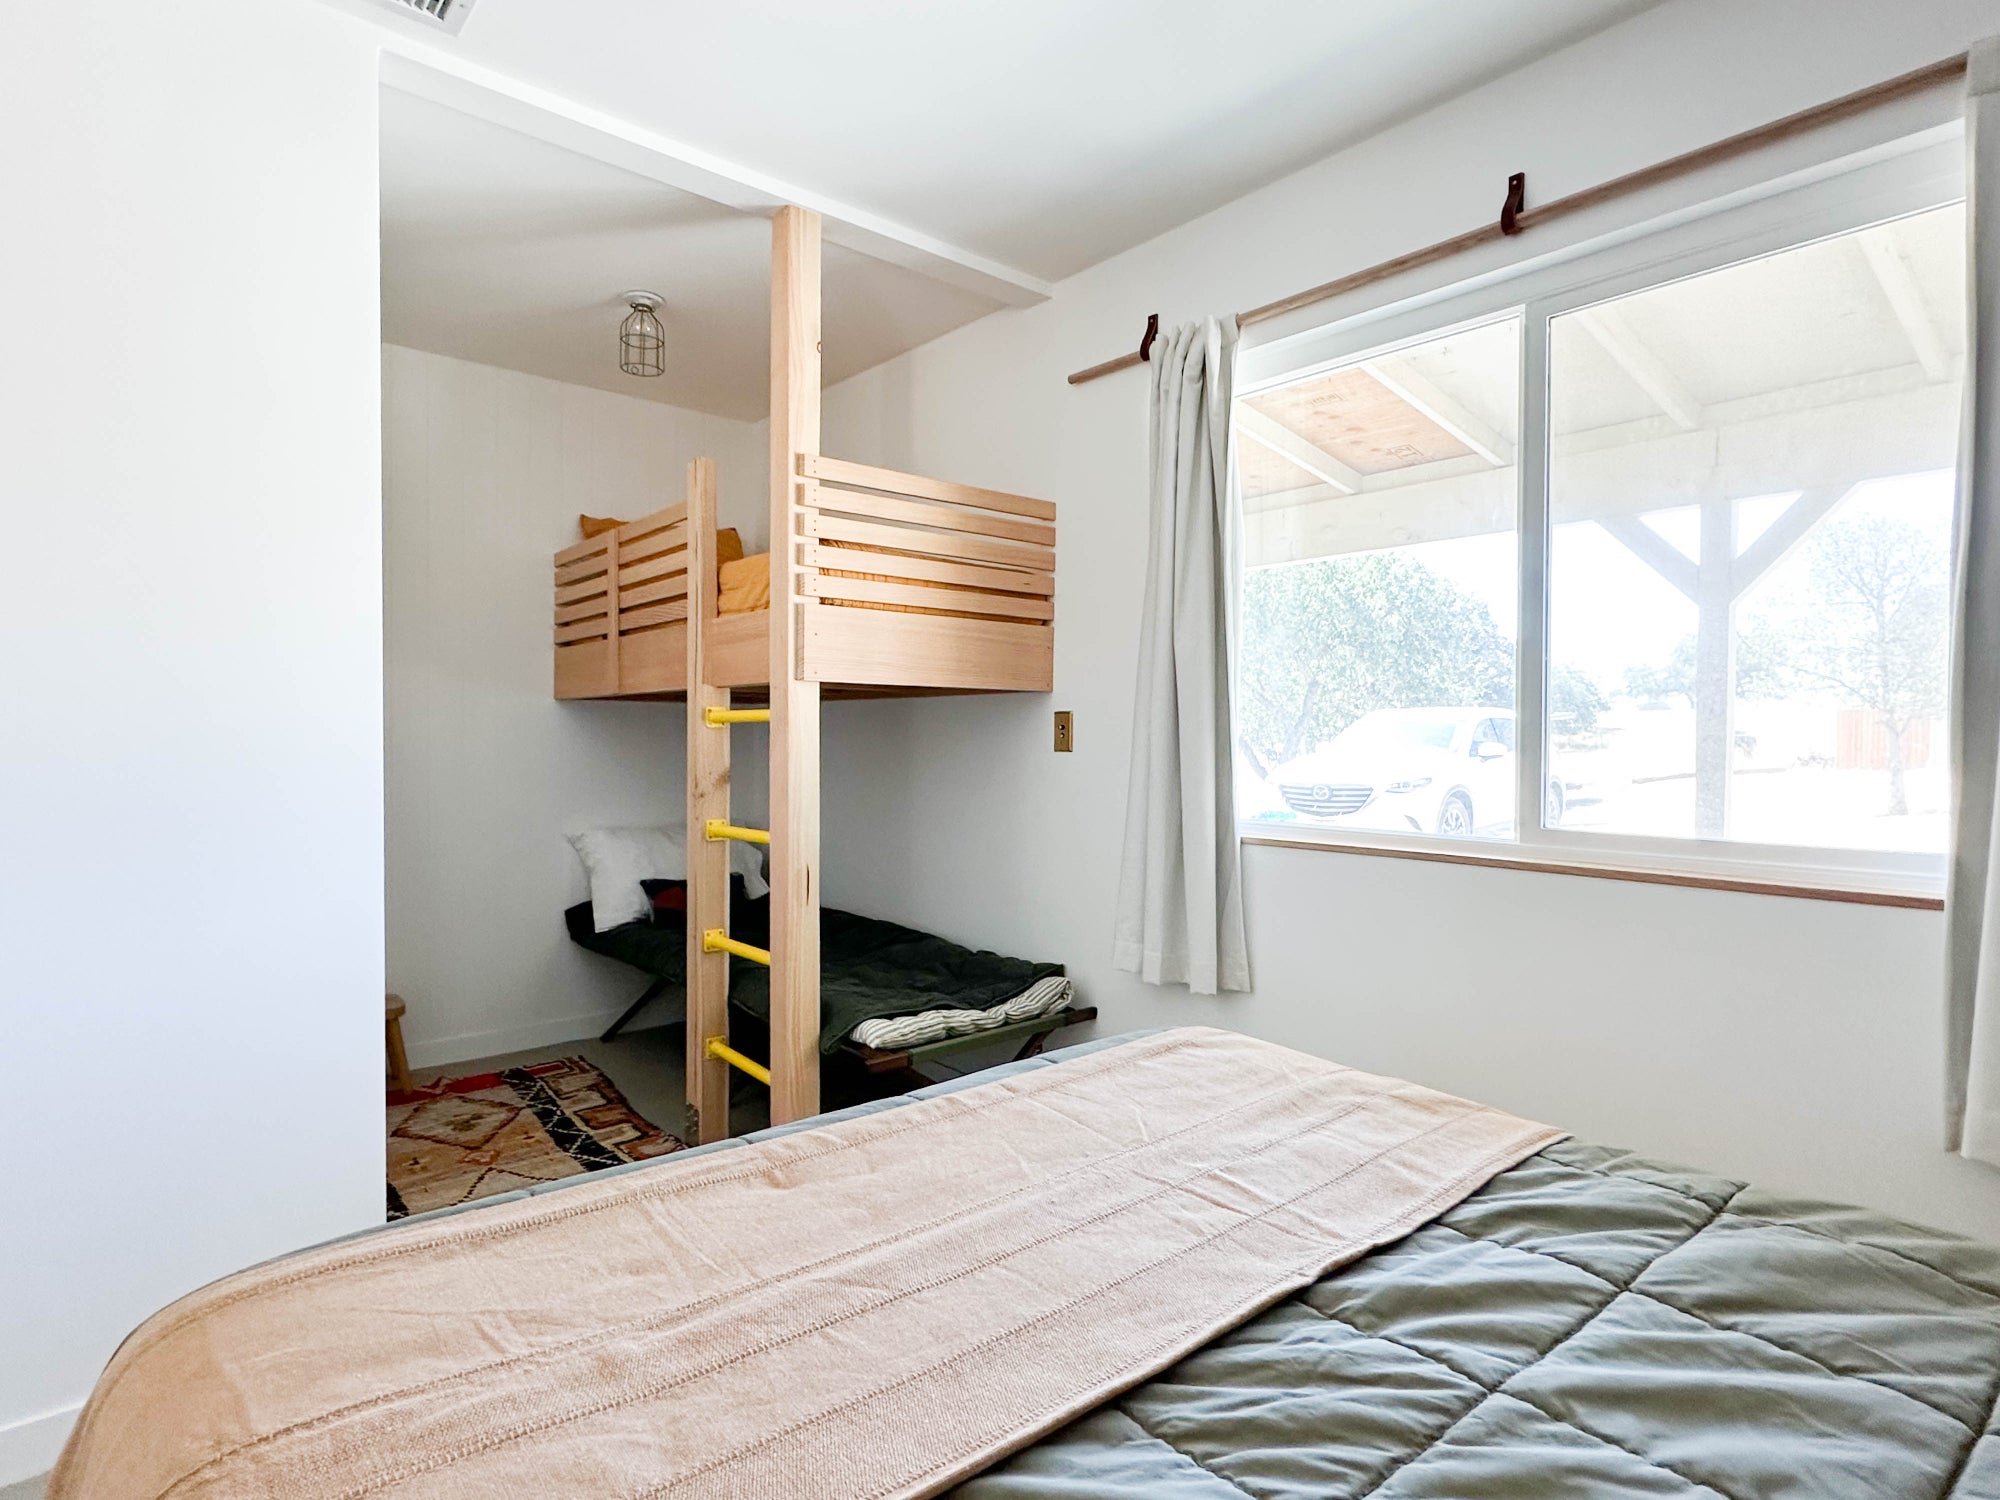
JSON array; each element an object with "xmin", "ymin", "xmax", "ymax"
[{"xmin": 51, "ymin": 1030, "xmax": 2000, "ymax": 1499}]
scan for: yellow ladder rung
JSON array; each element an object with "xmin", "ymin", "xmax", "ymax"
[
  {"xmin": 705, "ymin": 1035, "xmax": 771, "ymax": 1086},
  {"xmin": 703, "ymin": 928, "xmax": 772, "ymax": 966},
  {"xmin": 705, "ymin": 706, "xmax": 771, "ymax": 726},
  {"xmin": 705, "ymin": 818, "xmax": 771, "ymax": 846}
]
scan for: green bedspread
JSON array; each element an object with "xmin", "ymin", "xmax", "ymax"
[
  {"xmin": 565, "ymin": 897, "xmax": 1062, "ymax": 1052},
  {"xmin": 956, "ymin": 1136, "xmax": 2000, "ymax": 1500}
]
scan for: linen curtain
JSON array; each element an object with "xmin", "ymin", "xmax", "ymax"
[
  {"xmin": 1946, "ymin": 39, "xmax": 2000, "ymax": 1164},
  {"xmin": 1114, "ymin": 317, "xmax": 1251, "ymax": 995}
]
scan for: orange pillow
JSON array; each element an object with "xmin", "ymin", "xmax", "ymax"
[
  {"xmin": 578, "ymin": 514, "xmax": 624, "ymax": 539},
  {"xmin": 715, "ymin": 527, "xmax": 746, "ymax": 564},
  {"xmin": 717, "ymin": 553, "xmax": 771, "ymax": 615}
]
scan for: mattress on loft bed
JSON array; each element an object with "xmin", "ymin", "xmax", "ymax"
[
  {"xmin": 564, "ymin": 894, "xmax": 1067, "ymax": 1052},
  {"xmin": 50, "ymin": 1030, "xmax": 2000, "ymax": 1500},
  {"xmin": 718, "ymin": 547, "xmax": 1034, "ymax": 622}
]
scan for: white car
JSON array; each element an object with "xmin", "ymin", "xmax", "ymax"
[{"xmin": 1269, "ymin": 707, "xmax": 1562, "ymax": 838}]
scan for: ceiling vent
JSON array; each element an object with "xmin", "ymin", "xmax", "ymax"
[{"xmin": 373, "ymin": 0, "xmax": 478, "ymax": 35}]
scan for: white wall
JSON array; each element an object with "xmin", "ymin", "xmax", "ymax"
[
  {"xmin": 3, "ymin": 0, "xmax": 1995, "ymax": 1486},
  {"xmin": 0, "ymin": 0, "xmax": 385, "ymax": 1481},
  {"xmin": 818, "ymin": 0, "xmax": 2000, "ymax": 1243},
  {"xmin": 384, "ymin": 346, "xmax": 765, "ymax": 1064}
]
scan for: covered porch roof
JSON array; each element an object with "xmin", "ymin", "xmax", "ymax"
[{"xmin": 1239, "ymin": 203, "xmax": 1964, "ymax": 569}]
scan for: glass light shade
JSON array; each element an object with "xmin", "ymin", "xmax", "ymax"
[{"xmin": 619, "ymin": 297, "xmax": 665, "ymax": 377}]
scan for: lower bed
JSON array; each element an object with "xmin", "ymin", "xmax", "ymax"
[
  {"xmin": 566, "ymin": 892, "xmax": 1074, "ymax": 1054},
  {"xmin": 53, "ymin": 1032, "xmax": 2000, "ymax": 1499}
]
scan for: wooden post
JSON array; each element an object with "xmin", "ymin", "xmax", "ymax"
[
  {"xmin": 684, "ymin": 457, "xmax": 733, "ymax": 1143},
  {"xmin": 768, "ymin": 205, "xmax": 823, "ymax": 1124},
  {"xmin": 1693, "ymin": 494, "xmax": 1736, "ymax": 839}
]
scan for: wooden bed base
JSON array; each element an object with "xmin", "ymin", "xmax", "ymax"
[{"xmin": 553, "ymin": 206, "xmax": 1059, "ymax": 1141}]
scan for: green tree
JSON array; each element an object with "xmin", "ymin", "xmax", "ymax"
[
  {"xmin": 1622, "ymin": 637, "xmax": 1694, "ymax": 706},
  {"xmin": 1237, "ymin": 553, "xmax": 1513, "ymax": 776},
  {"xmin": 1747, "ymin": 508, "xmax": 1950, "ymax": 816},
  {"xmin": 1623, "ymin": 628, "xmax": 1786, "ymax": 708},
  {"xmin": 1551, "ymin": 665, "xmax": 1609, "ymax": 736}
]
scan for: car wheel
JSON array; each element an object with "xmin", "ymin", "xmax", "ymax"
[
  {"xmin": 1436, "ymin": 792, "xmax": 1474, "ymax": 838},
  {"xmin": 1545, "ymin": 780, "xmax": 1565, "ymax": 829}
]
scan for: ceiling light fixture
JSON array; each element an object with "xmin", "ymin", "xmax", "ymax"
[{"xmin": 619, "ymin": 292, "xmax": 666, "ymax": 378}]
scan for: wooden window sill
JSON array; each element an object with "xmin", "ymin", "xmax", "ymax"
[{"xmin": 1239, "ymin": 833, "xmax": 1944, "ymax": 911}]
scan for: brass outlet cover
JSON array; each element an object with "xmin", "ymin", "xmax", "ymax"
[{"xmin": 1054, "ymin": 711, "xmax": 1074, "ymax": 752}]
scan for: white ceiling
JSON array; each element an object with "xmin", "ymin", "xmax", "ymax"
[
  {"xmin": 375, "ymin": 1, "xmax": 1668, "ymax": 416},
  {"xmin": 396, "ymin": 0, "xmax": 1664, "ymax": 284},
  {"xmin": 380, "ymin": 90, "xmax": 1006, "ymax": 418}
]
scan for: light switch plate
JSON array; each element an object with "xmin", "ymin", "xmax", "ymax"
[{"xmin": 1053, "ymin": 711, "xmax": 1074, "ymax": 752}]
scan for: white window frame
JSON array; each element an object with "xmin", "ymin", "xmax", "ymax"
[{"xmin": 1234, "ymin": 133, "xmax": 1966, "ymax": 900}]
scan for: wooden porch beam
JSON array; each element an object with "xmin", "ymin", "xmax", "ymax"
[
  {"xmin": 1234, "ymin": 406, "xmax": 1363, "ymax": 494},
  {"xmin": 1571, "ymin": 307, "xmax": 1703, "ymax": 431},
  {"xmin": 1856, "ymin": 228, "xmax": 1951, "ymax": 382},
  {"xmin": 1599, "ymin": 516, "xmax": 1698, "ymax": 599},
  {"xmin": 1361, "ymin": 356, "xmax": 1516, "ymax": 467},
  {"xmin": 1244, "ymin": 378, "xmax": 1957, "ymax": 566},
  {"xmin": 1731, "ymin": 485, "xmax": 1850, "ymax": 597}
]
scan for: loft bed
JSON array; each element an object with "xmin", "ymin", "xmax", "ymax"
[
  {"xmin": 551, "ymin": 455, "xmax": 1057, "ymax": 703},
  {"xmin": 552, "ymin": 206, "xmax": 1065, "ymax": 1143}
]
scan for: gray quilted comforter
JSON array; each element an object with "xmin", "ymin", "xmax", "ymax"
[{"xmin": 957, "ymin": 1135, "xmax": 2000, "ymax": 1500}]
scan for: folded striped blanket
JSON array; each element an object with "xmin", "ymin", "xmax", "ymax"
[{"xmin": 850, "ymin": 975, "xmax": 1073, "ymax": 1050}]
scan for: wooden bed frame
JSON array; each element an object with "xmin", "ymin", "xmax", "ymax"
[
  {"xmin": 551, "ymin": 454, "xmax": 1056, "ymax": 702},
  {"xmin": 551, "ymin": 206, "xmax": 1059, "ymax": 1143}
]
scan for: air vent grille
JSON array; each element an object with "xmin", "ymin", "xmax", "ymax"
[{"xmin": 375, "ymin": 0, "xmax": 477, "ymax": 35}]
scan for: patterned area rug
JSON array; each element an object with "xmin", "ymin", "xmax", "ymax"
[{"xmin": 387, "ymin": 1056, "xmax": 684, "ymax": 1220}]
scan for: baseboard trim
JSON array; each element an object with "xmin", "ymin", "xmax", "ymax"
[
  {"xmin": 0, "ymin": 1401, "xmax": 77, "ymax": 1487},
  {"xmin": 404, "ymin": 1006, "xmax": 633, "ymax": 1071}
]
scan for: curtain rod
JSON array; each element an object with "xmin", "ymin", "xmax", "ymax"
[{"xmin": 1066, "ymin": 52, "xmax": 1969, "ymax": 387}]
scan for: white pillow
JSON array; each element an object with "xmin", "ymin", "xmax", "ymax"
[
  {"xmin": 569, "ymin": 825, "xmax": 770, "ymax": 933},
  {"xmin": 570, "ymin": 826, "xmax": 683, "ymax": 932}
]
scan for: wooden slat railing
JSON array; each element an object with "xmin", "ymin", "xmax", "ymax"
[
  {"xmin": 794, "ymin": 456, "xmax": 1055, "ymax": 692},
  {"xmin": 552, "ymin": 504, "xmax": 688, "ymax": 699}
]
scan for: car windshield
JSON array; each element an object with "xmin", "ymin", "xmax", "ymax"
[{"xmin": 1332, "ymin": 715, "xmax": 1458, "ymax": 754}]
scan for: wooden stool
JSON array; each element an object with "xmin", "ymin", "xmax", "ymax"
[{"xmin": 386, "ymin": 993, "xmax": 414, "ymax": 1096}]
